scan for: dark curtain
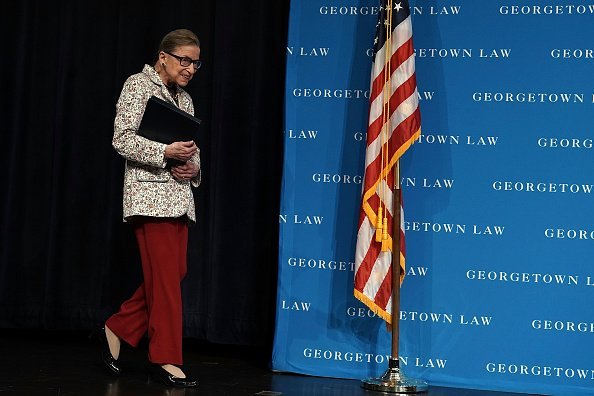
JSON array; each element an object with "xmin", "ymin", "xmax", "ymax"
[{"xmin": 0, "ymin": 0, "xmax": 289, "ymax": 348}]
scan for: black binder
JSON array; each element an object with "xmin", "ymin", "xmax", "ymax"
[{"xmin": 137, "ymin": 95, "xmax": 201, "ymax": 144}]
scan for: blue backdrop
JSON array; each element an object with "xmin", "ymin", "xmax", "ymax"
[{"xmin": 272, "ymin": 1, "xmax": 594, "ymax": 395}]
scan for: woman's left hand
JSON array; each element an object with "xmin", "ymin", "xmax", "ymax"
[{"xmin": 171, "ymin": 162, "xmax": 199, "ymax": 182}]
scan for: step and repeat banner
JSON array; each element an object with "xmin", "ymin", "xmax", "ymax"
[{"xmin": 272, "ymin": 1, "xmax": 594, "ymax": 395}]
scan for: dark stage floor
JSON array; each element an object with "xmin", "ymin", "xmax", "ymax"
[{"xmin": 0, "ymin": 329, "xmax": 537, "ymax": 396}]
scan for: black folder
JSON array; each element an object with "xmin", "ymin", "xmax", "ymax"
[{"xmin": 137, "ymin": 95, "xmax": 201, "ymax": 144}]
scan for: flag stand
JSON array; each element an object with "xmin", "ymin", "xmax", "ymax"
[{"xmin": 361, "ymin": 162, "xmax": 428, "ymax": 393}]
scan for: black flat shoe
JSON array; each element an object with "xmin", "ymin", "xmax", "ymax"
[
  {"xmin": 98, "ymin": 326, "xmax": 121, "ymax": 376},
  {"xmin": 147, "ymin": 363, "xmax": 198, "ymax": 388}
]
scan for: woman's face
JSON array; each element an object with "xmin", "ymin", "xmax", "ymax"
[{"xmin": 159, "ymin": 45, "xmax": 201, "ymax": 87}]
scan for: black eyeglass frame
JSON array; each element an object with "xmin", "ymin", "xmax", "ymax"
[{"xmin": 164, "ymin": 51, "xmax": 202, "ymax": 69}]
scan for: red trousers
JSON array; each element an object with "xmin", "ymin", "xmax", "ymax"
[{"xmin": 106, "ymin": 217, "xmax": 188, "ymax": 365}]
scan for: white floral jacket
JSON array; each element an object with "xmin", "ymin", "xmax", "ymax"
[{"xmin": 112, "ymin": 65, "xmax": 201, "ymax": 223}]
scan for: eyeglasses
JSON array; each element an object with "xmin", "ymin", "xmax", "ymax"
[{"xmin": 164, "ymin": 51, "xmax": 202, "ymax": 69}]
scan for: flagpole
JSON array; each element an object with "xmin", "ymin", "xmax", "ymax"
[
  {"xmin": 361, "ymin": 161, "xmax": 428, "ymax": 394},
  {"xmin": 391, "ymin": 162, "xmax": 402, "ymax": 360}
]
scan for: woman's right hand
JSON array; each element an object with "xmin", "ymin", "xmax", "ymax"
[{"xmin": 164, "ymin": 141, "xmax": 198, "ymax": 162}]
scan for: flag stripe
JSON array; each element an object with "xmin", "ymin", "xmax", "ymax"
[
  {"xmin": 374, "ymin": 263, "xmax": 393, "ymax": 308},
  {"xmin": 356, "ymin": 189, "xmax": 406, "ymax": 306},
  {"xmin": 362, "ymin": 111, "xmax": 420, "ymax": 205},
  {"xmin": 364, "ymin": 92, "xmax": 418, "ymax": 174},
  {"xmin": 367, "ymin": 41, "xmax": 415, "ymax": 144},
  {"xmin": 369, "ymin": 37, "xmax": 414, "ymax": 107}
]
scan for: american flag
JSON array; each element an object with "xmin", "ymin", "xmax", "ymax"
[{"xmin": 354, "ymin": 0, "xmax": 421, "ymax": 323}]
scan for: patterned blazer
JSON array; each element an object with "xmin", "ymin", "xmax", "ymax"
[{"xmin": 113, "ymin": 65, "xmax": 201, "ymax": 223}]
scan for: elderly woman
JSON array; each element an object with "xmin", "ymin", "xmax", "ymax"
[{"xmin": 100, "ymin": 28, "xmax": 202, "ymax": 388}]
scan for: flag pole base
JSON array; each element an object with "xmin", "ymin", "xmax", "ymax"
[{"xmin": 362, "ymin": 357, "xmax": 428, "ymax": 393}]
